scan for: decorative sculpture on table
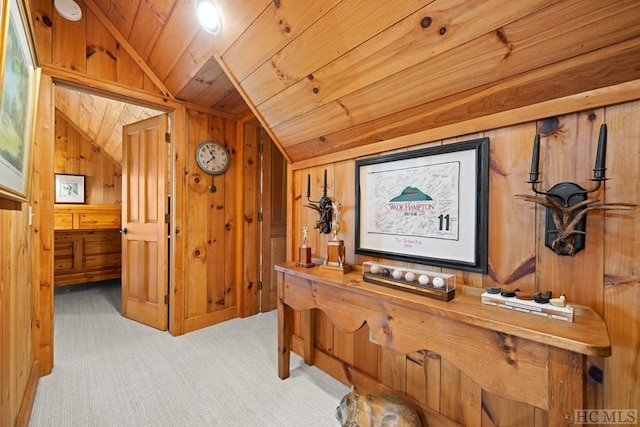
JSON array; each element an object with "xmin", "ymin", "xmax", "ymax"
[
  {"xmin": 321, "ymin": 201, "xmax": 351, "ymax": 273},
  {"xmin": 516, "ymin": 122, "xmax": 635, "ymax": 255},
  {"xmin": 296, "ymin": 226, "xmax": 314, "ymax": 268},
  {"xmin": 331, "ymin": 201, "xmax": 341, "ymax": 241},
  {"xmin": 305, "ymin": 170, "xmax": 332, "ymax": 234}
]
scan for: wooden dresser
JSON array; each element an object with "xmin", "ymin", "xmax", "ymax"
[
  {"xmin": 53, "ymin": 204, "xmax": 122, "ymax": 286},
  {"xmin": 275, "ymin": 263, "xmax": 611, "ymax": 427}
]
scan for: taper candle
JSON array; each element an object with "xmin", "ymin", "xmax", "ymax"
[
  {"xmin": 323, "ymin": 169, "xmax": 327, "ymax": 195},
  {"xmin": 306, "ymin": 174, "xmax": 310, "ymax": 198},
  {"xmin": 594, "ymin": 124, "xmax": 607, "ymax": 180},
  {"xmin": 529, "ymin": 134, "xmax": 540, "ymax": 183}
]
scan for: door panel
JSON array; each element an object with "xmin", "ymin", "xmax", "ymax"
[{"xmin": 121, "ymin": 114, "xmax": 168, "ymax": 330}]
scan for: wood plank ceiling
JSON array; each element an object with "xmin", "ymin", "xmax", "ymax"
[
  {"xmin": 55, "ymin": 86, "xmax": 163, "ymax": 164},
  {"xmin": 80, "ymin": 0, "xmax": 640, "ymax": 164}
]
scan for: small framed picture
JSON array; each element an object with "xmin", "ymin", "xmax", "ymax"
[{"xmin": 54, "ymin": 174, "xmax": 86, "ymax": 204}]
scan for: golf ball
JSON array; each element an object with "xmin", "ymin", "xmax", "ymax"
[{"xmin": 432, "ymin": 277, "xmax": 445, "ymax": 288}]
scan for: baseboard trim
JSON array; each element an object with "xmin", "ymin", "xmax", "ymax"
[{"xmin": 16, "ymin": 360, "xmax": 40, "ymax": 427}]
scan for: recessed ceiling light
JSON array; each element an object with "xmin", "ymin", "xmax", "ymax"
[
  {"xmin": 195, "ymin": 0, "xmax": 222, "ymax": 35},
  {"xmin": 54, "ymin": 0, "xmax": 82, "ymax": 21}
]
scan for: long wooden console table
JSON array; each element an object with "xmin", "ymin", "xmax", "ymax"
[{"xmin": 275, "ymin": 263, "xmax": 611, "ymax": 426}]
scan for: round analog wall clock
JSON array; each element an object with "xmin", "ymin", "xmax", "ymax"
[{"xmin": 196, "ymin": 140, "xmax": 230, "ymax": 175}]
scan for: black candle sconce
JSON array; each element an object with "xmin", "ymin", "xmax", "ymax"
[
  {"xmin": 305, "ymin": 169, "xmax": 332, "ymax": 234},
  {"xmin": 516, "ymin": 123, "xmax": 635, "ymax": 256}
]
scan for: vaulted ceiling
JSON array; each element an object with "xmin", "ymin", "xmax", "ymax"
[{"xmin": 60, "ymin": 0, "xmax": 640, "ymax": 164}]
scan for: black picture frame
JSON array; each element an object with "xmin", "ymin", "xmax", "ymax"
[
  {"xmin": 355, "ymin": 138, "xmax": 489, "ymax": 273},
  {"xmin": 54, "ymin": 174, "xmax": 86, "ymax": 204}
]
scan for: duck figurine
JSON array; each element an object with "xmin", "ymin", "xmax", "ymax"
[{"xmin": 549, "ymin": 293, "xmax": 567, "ymax": 307}]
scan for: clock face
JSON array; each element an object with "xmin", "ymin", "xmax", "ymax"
[{"xmin": 196, "ymin": 140, "xmax": 230, "ymax": 175}]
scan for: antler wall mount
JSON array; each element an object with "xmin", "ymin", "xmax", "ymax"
[
  {"xmin": 516, "ymin": 123, "xmax": 635, "ymax": 256},
  {"xmin": 305, "ymin": 169, "xmax": 332, "ymax": 234}
]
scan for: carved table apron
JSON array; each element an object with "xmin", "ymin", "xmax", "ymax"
[{"xmin": 275, "ymin": 263, "xmax": 611, "ymax": 426}]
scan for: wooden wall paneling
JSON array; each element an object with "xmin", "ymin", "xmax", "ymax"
[
  {"xmin": 53, "ymin": 112, "xmax": 69, "ymax": 172},
  {"xmin": 424, "ymin": 351, "xmax": 442, "ymax": 413},
  {"xmin": 185, "ymin": 109, "xmax": 210, "ymax": 320},
  {"xmin": 169, "ymin": 104, "xmax": 187, "ymax": 335},
  {"xmin": 440, "ymin": 133, "xmax": 485, "ymax": 288},
  {"xmin": 290, "ymin": 168, "xmax": 301, "ymax": 260},
  {"xmin": 257, "ymin": 0, "xmax": 556, "ymax": 129},
  {"xmin": 332, "ymin": 328, "xmax": 355, "ymax": 367},
  {"xmin": 314, "ymin": 311, "xmax": 334, "ymax": 355},
  {"xmin": 222, "ymin": 116, "xmax": 237, "ymax": 311},
  {"xmin": 603, "ymin": 101, "xmax": 640, "ymax": 415},
  {"xmin": 243, "ymin": 120, "xmax": 259, "ymax": 316},
  {"xmin": 352, "ymin": 324, "xmax": 378, "ymax": 379},
  {"xmin": 377, "ymin": 347, "xmax": 407, "ymax": 393},
  {"xmin": 83, "ymin": 0, "xmax": 171, "ymax": 96},
  {"xmin": 439, "ymin": 358, "xmax": 482, "ymax": 427},
  {"xmin": 54, "ymin": 113, "xmax": 123, "ymax": 205},
  {"xmin": 115, "ymin": 43, "xmax": 147, "ymax": 91},
  {"xmin": 85, "ymin": 7, "xmax": 117, "ymax": 81},
  {"xmin": 260, "ymin": 126, "xmax": 273, "ymax": 312},
  {"xmin": 481, "ymin": 391, "xmax": 535, "ymax": 427},
  {"xmin": 30, "ymin": 0, "xmax": 53, "ymax": 64},
  {"xmin": 331, "ymin": 159, "xmax": 357, "ymax": 371},
  {"xmin": 52, "ymin": 0, "xmax": 86, "ymax": 72},
  {"xmin": 0, "ymin": 206, "xmax": 32, "ymax": 427},
  {"xmin": 33, "ymin": 76, "xmax": 55, "ymax": 379},
  {"xmin": 405, "ymin": 352, "xmax": 427, "ymax": 407},
  {"xmin": 181, "ymin": 108, "xmax": 240, "ymax": 329},
  {"xmin": 484, "ymin": 124, "xmax": 537, "ymax": 293},
  {"xmin": 535, "ymin": 111, "xmax": 606, "ymax": 311},
  {"xmin": 66, "ymin": 116, "xmax": 81, "ymax": 171},
  {"xmin": 266, "ymin": 140, "xmax": 287, "ymax": 310},
  {"xmin": 333, "ymin": 160, "xmax": 355, "ymax": 265}
]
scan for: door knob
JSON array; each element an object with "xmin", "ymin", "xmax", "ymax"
[{"xmin": 119, "ymin": 228, "xmax": 127, "ymax": 235}]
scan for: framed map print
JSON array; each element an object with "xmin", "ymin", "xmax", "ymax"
[{"xmin": 355, "ymin": 138, "xmax": 489, "ymax": 273}]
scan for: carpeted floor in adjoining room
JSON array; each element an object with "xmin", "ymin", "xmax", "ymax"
[{"xmin": 30, "ymin": 281, "xmax": 349, "ymax": 427}]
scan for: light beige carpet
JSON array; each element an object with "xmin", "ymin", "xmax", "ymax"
[{"xmin": 30, "ymin": 281, "xmax": 348, "ymax": 426}]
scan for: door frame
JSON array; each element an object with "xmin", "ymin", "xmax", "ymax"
[{"xmin": 35, "ymin": 70, "xmax": 185, "ymax": 375}]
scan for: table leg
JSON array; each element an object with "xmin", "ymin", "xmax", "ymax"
[
  {"xmin": 302, "ymin": 308, "xmax": 316, "ymax": 366},
  {"xmin": 278, "ymin": 273, "xmax": 293, "ymax": 379},
  {"xmin": 548, "ymin": 346, "xmax": 584, "ymax": 426}
]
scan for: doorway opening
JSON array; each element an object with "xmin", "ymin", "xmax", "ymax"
[{"xmin": 51, "ymin": 82, "xmax": 173, "ymax": 340}]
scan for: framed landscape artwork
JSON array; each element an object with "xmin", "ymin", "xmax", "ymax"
[
  {"xmin": 355, "ymin": 138, "xmax": 489, "ymax": 273},
  {"xmin": 0, "ymin": 0, "xmax": 40, "ymax": 202}
]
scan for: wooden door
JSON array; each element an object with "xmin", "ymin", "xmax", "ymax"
[
  {"xmin": 121, "ymin": 114, "xmax": 169, "ymax": 330},
  {"xmin": 262, "ymin": 136, "xmax": 287, "ymax": 311}
]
